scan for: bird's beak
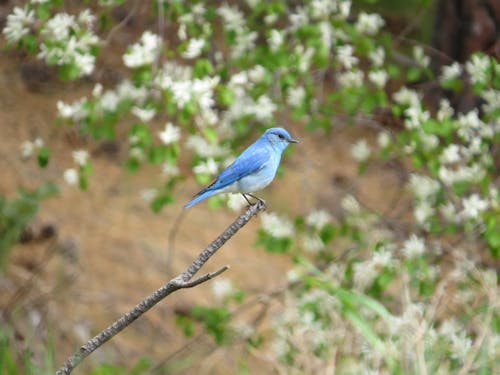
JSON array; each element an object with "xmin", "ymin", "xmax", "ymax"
[{"xmin": 289, "ymin": 137, "xmax": 299, "ymax": 143}]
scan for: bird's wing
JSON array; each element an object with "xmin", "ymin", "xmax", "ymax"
[{"xmin": 197, "ymin": 143, "xmax": 270, "ymax": 195}]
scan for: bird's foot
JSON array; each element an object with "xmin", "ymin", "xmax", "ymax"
[{"xmin": 242, "ymin": 193, "xmax": 266, "ymax": 210}]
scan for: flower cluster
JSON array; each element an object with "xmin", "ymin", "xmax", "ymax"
[{"xmin": 4, "ymin": 6, "xmax": 99, "ymax": 78}]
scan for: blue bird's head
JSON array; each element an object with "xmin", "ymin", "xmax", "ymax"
[{"xmin": 264, "ymin": 127, "xmax": 299, "ymax": 152}]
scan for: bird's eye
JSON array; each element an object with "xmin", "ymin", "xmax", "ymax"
[{"xmin": 278, "ymin": 134, "xmax": 285, "ymax": 139}]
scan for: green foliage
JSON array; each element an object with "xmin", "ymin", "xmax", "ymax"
[
  {"xmin": 191, "ymin": 306, "xmax": 231, "ymax": 344},
  {"xmin": 255, "ymin": 230, "xmax": 292, "ymax": 253},
  {"xmin": 0, "ymin": 182, "xmax": 58, "ymax": 270}
]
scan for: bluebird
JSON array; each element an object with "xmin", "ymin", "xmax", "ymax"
[{"xmin": 185, "ymin": 127, "xmax": 298, "ymax": 208}]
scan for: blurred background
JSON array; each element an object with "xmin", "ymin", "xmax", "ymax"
[{"xmin": 0, "ymin": 1, "xmax": 498, "ymax": 374}]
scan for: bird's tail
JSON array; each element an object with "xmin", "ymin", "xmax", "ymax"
[{"xmin": 184, "ymin": 189, "xmax": 218, "ymax": 208}]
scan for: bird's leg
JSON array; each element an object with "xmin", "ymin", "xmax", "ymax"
[
  {"xmin": 241, "ymin": 193, "xmax": 253, "ymax": 206},
  {"xmin": 246, "ymin": 193, "xmax": 266, "ymax": 207}
]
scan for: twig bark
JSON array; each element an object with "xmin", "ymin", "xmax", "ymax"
[{"xmin": 55, "ymin": 200, "xmax": 266, "ymax": 375}]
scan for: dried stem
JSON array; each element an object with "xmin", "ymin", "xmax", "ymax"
[{"xmin": 55, "ymin": 200, "xmax": 266, "ymax": 375}]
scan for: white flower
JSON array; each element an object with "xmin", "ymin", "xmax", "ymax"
[
  {"xmin": 182, "ymin": 38, "xmax": 204, "ymax": 59},
  {"xmin": 393, "ymin": 87, "xmax": 421, "ymax": 108},
  {"xmin": 253, "ymin": 95, "xmax": 277, "ymax": 121},
  {"xmin": 421, "ymin": 132, "xmax": 439, "ymax": 151},
  {"xmin": 289, "ymin": 6, "xmax": 309, "ymax": 31},
  {"xmin": 264, "ymin": 13, "xmax": 278, "ymax": 25},
  {"xmin": 401, "ymin": 234, "xmax": 425, "ymax": 259},
  {"xmin": 74, "ymin": 53, "xmax": 95, "ymax": 76},
  {"xmin": 310, "ymin": 0, "xmax": 337, "ymax": 19},
  {"xmin": 72, "ymin": 149, "xmax": 89, "ymax": 166},
  {"xmin": 449, "ymin": 331, "xmax": 472, "ymax": 360},
  {"xmin": 301, "ymin": 234, "xmax": 324, "ymax": 253},
  {"xmin": 286, "ymin": 269, "xmax": 300, "ymax": 283},
  {"xmin": 3, "ymin": 6, "xmax": 35, "ymax": 43},
  {"xmin": 440, "ymin": 62, "xmax": 462, "ymax": 82},
  {"xmin": 481, "ymin": 89, "xmax": 500, "ymax": 114},
  {"xmin": 438, "ymin": 164, "xmax": 485, "ymax": 186},
  {"xmin": 351, "ymin": 139, "xmax": 371, "ymax": 162},
  {"xmin": 227, "ymin": 194, "xmax": 247, "ymax": 212},
  {"xmin": 337, "ymin": 44, "xmax": 358, "ymax": 69},
  {"xmin": 161, "ymin": 162, "xmax": 179, "ymax": 177},
  {"xmin": 158, "ymin": 123, "xmax": 180, "ymax": 145},
  {"xmin": 437, "ymin": 99, "xmax": 454, "ymax": 121},
  {"xmin": 92, "ymin": 83, "xmax": 103, "ymax": 97},
  {"xmin": 466, "ymin": 54, "xmax": 490, "ymax": 85},
  {"xmin": 421, "ymin": 131, "xmax": 438, "ymax": 149},
  {"xmin": 341, "ymin": 194, "xmax": 361, "ymax": 214},
  {"xmin": 355, "ymin": 12, "xmax": 385, "ymax": 35},
  {"xmin": 338, "ymin": 70, "xmax": 363, "ymax": 88},
  {"xmin": 100, "ymin": 91, "xmax": 120, "ymax": 112},
  {"xmin": 193, "ymin": 158, "xmax": 218, "ymax": 175},
  {"xmin": 21, "ymin": 141, "xmax": 35, "ymax": 159},
  {"xmin": 211, "ymin": 278, "xmax": 233, "ymax": 300},
  {"xmin": 353, "ymin": 249, "xmax": 394, "ymax": 291},
  {"xmin": 123, "ymin": 31, "xmax": 162, "ymax": 68},
  {"xmin": 217, "ymin": 4, "xmax": 244, "ymax": 32},
  {"xmin": 268, "ymin": 29, "xmax": 284, "ymax": 51},
  {"xmin": 63, "ymin": 168, "xmax": 79, "ymax": 186},
  {"xmin": 368, "ymin": 69, "xmax": 388, "ymax": 87},
  {"xmin": 140, "ymin": 188, "xmax": 157, "ymax": 202},
  {"xmin": 57, "ymin": 99, "xmax": 86, "ymax": 120},
  {"xmin": 248, "ymin": 65, "xmax": 266, "ymax": 82},
  {"xmin": 77, "ymin": 9, "xmax": 95, "ymax": 27},
  {"xmin": 286, "ymin": 86, "xmax": 306, "ymax": 107},
  {"xmin": 186, "ymin": 135, "xmax": 227, "ymax": 158},
  {"xmin": 261, "ymin": 212, "xmax": 294, "ymax": 238},
  {"xmin": 232, "ymin": 30, "xmax": 258, "ymax": 59},
  {"xmin": 319, "ymin": 21, "xmax": 333, "ymax": 49},
  {"xmin": 42, "ymin": 13, "xmax": 76, "ymax": 41},
  {"xmin": 404, "ymin": 106, "xmax": 430, "ymax": 129},
  {"xmin": 132, "ymin": 107, "xmax": 156, "ymax": 122},
  {"xmin": 413, "ymin": 46, "xmax": 430, "ymax": 68},
  {"xmin": 369, "ymin": 47, "xmax": 385, "ymax": 67},
  {"xmin": 306, "ymin": 209, "xmax": 331, "ymax": 229},
  {"xmin": 130, "ymin": 147, "xmax": 145, "ymax": 161},
  {"xmin": 440, "ymin": 202, "xmax": 458, "ymax": 223},
  {"xmin": 461, "ymin": 194, "xmax": 488, "ymax": 220},
  {"xmin": 439, "ymin": 144, "xmax": 461, "ymax": 164},
  {"xmin": 338, "ymin": 1, "xmax": 351, "ymax": 19},
  {"xmin": 409, "ymin": 174, "xmax": 440, "ymax": 201},
  {"xmin": 415, "ymin": 201, "xmax": 434, "ymax": 224},
  {"xmin": 377, "ymin": 131, "xmax": 391, "ymax": 148},
  {"xmin": 296, "ymin": 45, "xmax": 314, "ymax": 72}
]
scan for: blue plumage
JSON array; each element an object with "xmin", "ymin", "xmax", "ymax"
[{"xmin": 185, "ymin": 127, "xmax": 298, "ymax": 208}]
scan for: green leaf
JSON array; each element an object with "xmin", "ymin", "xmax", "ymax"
[
  {"xmin": 191, "ymin": 306, "xmax": 231, "ymax": 344},
  {"xmin": 256, "ymin": 230, "xmax": 292, "ymax": 253},
  {"xmin": 218, "ymin": 86, "xmax": 235, "ymax": 106},
  {"xmin": 319, "ymin": 223, "xmax": 336, "ymax": 244},
  {"xmin": 59, "ymin": 63, "xmax": 81, "ymax": 81},
  {"xmin": 175, "ymin": 316, "xmax": 196, "ymax": 337},
  {"xmin": 37, "ymin": 147, "xmax": 50, "ymax": 168},
  {"xmin": 344, "ymin": 307, "xmax": 385, "ymax": 352},
  {"xmin": 36, "ymin": 3, "xmax": 51, "ymax": 20},
  {"xmin": 0, "ymin": 182, "xmax": 58, "ymax": 270},
  {"xmin": 150, "ymin": 190, "xmax": 174, "ymax": 213},
  {"xmin": 22, "ymin": 34, "xmax": 38, "ymax": 55},
  {"xmin": 194, "ymin": 59, "xmax": 214, "ymax": 77}
]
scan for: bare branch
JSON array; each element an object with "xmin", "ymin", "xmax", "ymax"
[
  {"xmin": 175, "ymin": 265, "xmax": 230, "ymax": 288},
  {"xmin": 55, "ymin": 200, "xmax": 266, "ymax": 375}
]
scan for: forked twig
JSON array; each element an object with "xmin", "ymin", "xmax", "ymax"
[{"xmin": 56, "ymin": 200, "xmax": 266, "ymax": 374}]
